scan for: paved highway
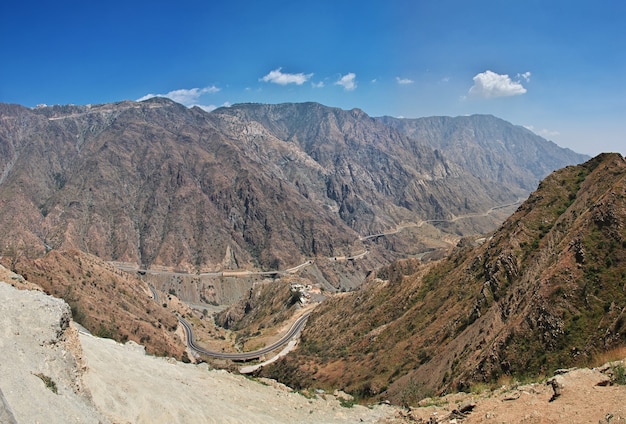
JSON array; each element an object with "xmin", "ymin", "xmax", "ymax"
[
  {"xmin": 360, "ymin": 197, "xmax": 524, "ymax": 241},
  {"xmin": 178, "ymin": 312, "xmax": 310, "ymax": 360},
  {"xmin": 147, "ymin": 284, "xmax": 159, "ymax": 302}
]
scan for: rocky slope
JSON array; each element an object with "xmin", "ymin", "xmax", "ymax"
[
  {"xmin": 1, "ymin": 270, "xmax": 624, "ymax": 423},
  {"xmin": 0, "ymin": 100, "xmax": 585, "ymax": 278},
  {"xmin": 259, "ymin": 153, "xmax": 626, "ymax": 405},
  {"xmin": 378, "ymin": 114, "xmax": 588, "ymax": 193},
  {"xmin": 400, "ymin": 361, "xmax": 626, "ymax": 423},
  {"xmin": 4, "ymin": 249, "xmax": 186, "ymax": 359}
]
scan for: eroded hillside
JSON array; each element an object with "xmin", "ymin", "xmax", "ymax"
[
  {"xmin": 4, "ymin": 249, "xmax": 186, "ymax": 359},
  {"xmin": 0, "ymin": 100, "xmax": 583, "ymax": 281},
  {"xmin": 260, "ymin": 153, "xmax": 626, "ymax": 405}
]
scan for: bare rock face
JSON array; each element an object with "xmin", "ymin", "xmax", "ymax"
[
  {"xmin": 0, "ymin": 279, "xmax": 108, "ymax": 423},
  {"xmin": 0, "ymin": 100, "xmax": 584, "ymax": 276}
]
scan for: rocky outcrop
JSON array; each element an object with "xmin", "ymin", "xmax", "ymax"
[{"xmin": 0, "ymin": 279, "xmax": 108, "ymax": 423}]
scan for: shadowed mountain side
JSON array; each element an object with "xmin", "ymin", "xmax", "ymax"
[
  {"xmin": 211, "ymin": 103, "xmax": 519, "ymax": 235},
  {"xmin": 0, "ymin": 100, "xmax": 355, "ymax": 272}
]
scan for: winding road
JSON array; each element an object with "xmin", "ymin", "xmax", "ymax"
[
  {"xmin": 113, "ymin": 198, "xmax": 524, "ymax": 283},
  {"xmin": 178, "ymin": 313, "xmax": 310, "ymax": 360},
  {"xmin": 114, "ymin": 197, "xmax": 524, "ymax": 364},
  {"xmin": 360, "ymin": 197, "xmax": 524, "ymax": 241}
]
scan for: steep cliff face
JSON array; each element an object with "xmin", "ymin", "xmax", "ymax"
[
  {"xmin": 0, "ymin": 279, "xmax": 109, "ymax": 423},
  {"xmin": 260, "ymin": 153, "xmax": 626, "ymax": 405}
]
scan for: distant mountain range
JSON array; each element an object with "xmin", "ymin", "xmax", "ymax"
[
  {"xmin": 378, "ymin": 114, "xmax": 584, "ymax": 192},
  {"xmin": 0, "ymin": 99, "xmax": 587, "ymax": 276}
]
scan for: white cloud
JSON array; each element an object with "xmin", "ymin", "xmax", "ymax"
[
  {"xmin": 311, "ymin": 81, "xmax": 325, "ymax": 88},
  {"xmin": 396, "ymin": 77, "xmax": 414, "ymax": 85},
  {"xmin": 518, "ymin": 71, "xmax": 531, "ymax": 82},
  {"xmin": 335, "ymin": 73, "xmax": 357, "ymax": 91},
  {"xmin": 524, "ymin": 125, "xmax": 560, "ymax": 139},
  {"xmin": 137, "ymin": 85, "xmax": 220, "ymax": 106},
  {"xmin": 260, "ymin": 68, "xmax": 313, "ymax": 85},
  {"xmin": 468, "ymin": 70, "xmax": 527, "ymax": 98}
]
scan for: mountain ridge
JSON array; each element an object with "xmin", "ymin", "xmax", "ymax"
[
  {"xmin": 378, "ymin": 113, "xmax": 588, "ymax": 193},
  {"xmin": 258, "ymin": 153, "xmax": 626, "ymax": 405},
  {"xmin": 0, "ymin": 99, "xmax": 587, "ymax": 283}
]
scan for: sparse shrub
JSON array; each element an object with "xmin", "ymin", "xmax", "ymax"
[
  {"xmin": 339, "ymin": 397, "xmax": 356, "ymax": 408},
  {"xmin": 469, "ymin": 382, "xmax": 491, "ymax": 394},
  {"xmin": 399, "ymin": 378, "xmax": 434, "ymax": 407},
  {"xmin": 611, "ymin": 364, "xmax": 626, "ymax": 385},
  {"xmin": 34, "ymin": 373, "xmax": 58, "ymax": 394},
  {"xmin": 69, "ymin": 301, "xmax": 86, "ymax": 325},
  {"xmin": 95, "ymin": 325, "xmax": 114, "ymax": 339}
]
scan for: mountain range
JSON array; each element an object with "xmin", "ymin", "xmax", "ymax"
[
  {"xmin": 3, "ymin": 98, "xmax": 624, "ymax": 413},
  {"xmin": 0, "ymin": 99, "xmax": 587, "ymax": 281}
]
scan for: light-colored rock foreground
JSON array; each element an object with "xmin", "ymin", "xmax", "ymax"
[
  {"xmin": 3, "ymin": 272, "xmax": 626, "ymax": 424},
  {"xmin": 0, "ymin": 281, "xmax": 108, "ymax": 423},
  {"xmin": 80, "ymin": 329, "xmax": 398, "ymax": 423},
  {"xmin": 0, "ymin": 279, "xmax": 399, "ymax": 423}
]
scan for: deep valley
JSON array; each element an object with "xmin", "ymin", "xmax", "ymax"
[{"xmin": 2, "ymin": 99, "xmax": 625, "ymax": 422}]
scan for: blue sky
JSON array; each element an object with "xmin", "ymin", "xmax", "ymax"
[{"xmin": 1, "ymin": 0, "xmax": 624, "ymax": 156}]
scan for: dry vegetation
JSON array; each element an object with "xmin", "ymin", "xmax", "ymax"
[
  {"xmin": 260, "ymin": 153, "xmax": 626, "ymax": 406},
  {"xmin": 3, "ymin": 249, "xmax": 186, "ymax": 359}
]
